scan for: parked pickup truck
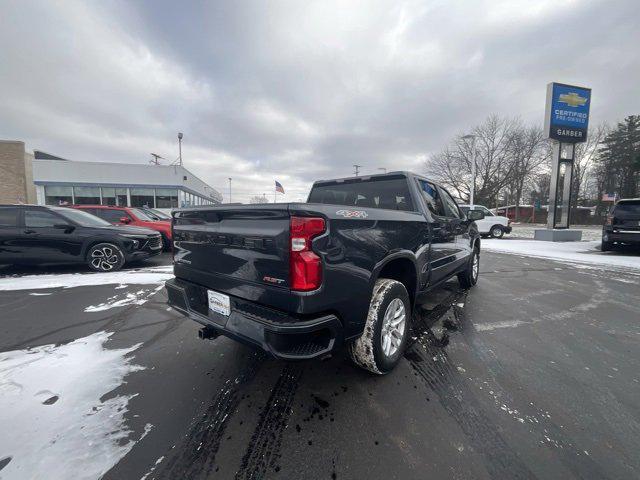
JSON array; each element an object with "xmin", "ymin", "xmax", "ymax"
[
  {"xmin": 459, "ymin": 204, "xmax": 512, "ymax": 238},
  {"xmin": 166, "ymin": 172, "xmax": 484, "ymax": 374}
]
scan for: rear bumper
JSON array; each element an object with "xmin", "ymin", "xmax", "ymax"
[
  {"xmin": 603, "ymin": 228, "xmax": 640, "ymax": 244},
  {"xmin": 165, "ymin": 278, "xmax": 343, "ymax": 360}
]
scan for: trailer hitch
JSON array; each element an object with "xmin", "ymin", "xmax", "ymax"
[{"xmin": 198, "ymin": 326, "xmax": 220, "ymax": 340}]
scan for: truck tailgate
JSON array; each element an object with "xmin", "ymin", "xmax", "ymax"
[{"xmin": 173, "ymin": 206, "xmax": 290, "ymax": 291}]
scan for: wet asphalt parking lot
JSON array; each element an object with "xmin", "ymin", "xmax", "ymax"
[{"xmin": 1, "ymin": 250, "xmax": 639, "ymax": 480}]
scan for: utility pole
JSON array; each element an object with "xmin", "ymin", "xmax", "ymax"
[
  {"xmin": 462, "ymin": 134, "xmax": 477, "ymax": 206},
  {"xmin": 353, "ymin": 164, "xmax": 361, "ymax": 176},
  {"xmin": 228, "ymin": 177, "xmax": 232, "ymax": 203},
  {"xmin": 150, "ymin": 153, "xmax": 163, "ymax": 165},
  {"xmin": 178, "ymin": 132, "xmax": 183, "ymax": 166}
]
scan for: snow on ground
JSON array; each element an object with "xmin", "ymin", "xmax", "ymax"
[
  {"xmin": 84, "ymin": 285, "xmax": 164, "ymax": 312},
  {"xmin": 509, "ymin": 224, "xmax": 602, "ymax": 241},
  {"xmin": 0, "ymin": 332, "xmax": 149, "ymax": 480},
  {"xmin": 0, "ymin": 266, "xmax": 173, "ymax": 292},
  {"xmin": 483, "ymin": 239, "xmax": 640, "ymax": 272}
]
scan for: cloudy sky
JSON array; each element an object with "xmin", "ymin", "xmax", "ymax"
[{"xmin": 1, "ymin": 0, "xmax": 639, "ymax": 202}]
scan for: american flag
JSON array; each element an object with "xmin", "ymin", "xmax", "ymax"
[
  {"xmin": 275, "ymin": 181, "xmax": 285, "ymax": 194},
  {"xmin": 602, "ymin": 192, "xmax": 616, "ymax": 202}
]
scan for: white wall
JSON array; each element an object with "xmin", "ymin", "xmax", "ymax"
[{"xmin": 32, "ymin": 159, "xmax": 221, "ymax": 202}]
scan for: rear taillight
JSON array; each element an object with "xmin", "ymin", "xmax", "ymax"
[
  {"xmin": 290, "ymin": 216, "xmax": 325, "ymax": 291},
  {"xmin": 606, "ymin": 215, "xmax": 613, "ymax": 226}
]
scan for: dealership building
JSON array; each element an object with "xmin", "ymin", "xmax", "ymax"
[{"xmin": 1, "ymin": 140, "xmax": 222, "ymax": 209}]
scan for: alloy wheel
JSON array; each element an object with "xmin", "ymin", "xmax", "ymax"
[
  {"xmin": 381, "ymin": 298, "xmax": 406, "ymax": 357},
  {"xmin": 472, "ymin": 251, "xmax": 479, "ymax": 280},
  {"xmin": 90, "ymin": 246, "xmax": 120, "ymax": 271}
]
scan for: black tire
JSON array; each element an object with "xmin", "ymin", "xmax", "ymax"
[
  {"xmin": 458, "ymin": 248, "xmax": 480, "ymax": 288},
  {"xmin": 490, "ymin": 225, "xmax": 504, "ymax": 238},
  {"xmin": 348, "ymin": 279, "xmax": 411, "ymax": 375},
  {"xmin": 601, "ymin": 240, "xmax": 613, "ymax": 252},
  {"xmin": 86, "ymin": 243, "xmax": 125, "ymax": 272}
]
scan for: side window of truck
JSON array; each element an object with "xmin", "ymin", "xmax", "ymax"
[
  {"xmin": 418, "ymin": 180, "xmax": 446, "ymax": 217},
  {"xmin": 438, "ymin": 187, "xmax": 462, "ymax": 219}
]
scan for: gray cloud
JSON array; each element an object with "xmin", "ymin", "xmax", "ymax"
[{"xmin": 1, "ymin": 0, "xmax": 639, "ymax": 202}]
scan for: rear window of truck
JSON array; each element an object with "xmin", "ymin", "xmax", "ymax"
[
  {"xmin": 308, "ymin": 176, "xmax": 414, "ymax": 211},
  {"xmin": 614, "ymin": 200, "xmax": 640, "ymax": 216}
]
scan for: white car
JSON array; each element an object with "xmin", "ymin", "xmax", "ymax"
[{"xmin": 459, "ymin": 204, "xmax": 512, "ymax": 238}]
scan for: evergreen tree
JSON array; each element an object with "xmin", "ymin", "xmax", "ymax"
[{"xmin": 595, "ymin": 115, "xmax": 640, "ymax": 200}]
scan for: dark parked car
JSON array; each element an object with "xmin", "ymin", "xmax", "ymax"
[
  {"xmin": 166, "ymin": 172, "xmax": 484, "ymax": 374},
  {"xmin": 602, "ymin": 198, "xmax": 640, "ymax": 251},
  {"xmin": 71, "ymin": 205, "xmax": 173, "ymax": 250},
  {"xmin": 0, "ymin": 205, "xmax": 162, "ymax": 271}
]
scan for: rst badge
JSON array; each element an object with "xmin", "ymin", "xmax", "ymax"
[
  {"xmin": 336, "ymin": 209, "xmax": 368, "ymax": 219},
  {"xmin": 263, "ymin": 276, "xmax": 285, "ymax": 285}
]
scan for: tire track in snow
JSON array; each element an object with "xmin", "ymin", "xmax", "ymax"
[
  {"xmin": 153, "ymin": 351, "xmax": 266, "ymax": 480},
  {"xmin": 406, "ymin": 342, "xmax": 536, "ymax": 479},
  {"xmin": 234, "ymin": 363, "xmax": 303, "ymax": 480}
]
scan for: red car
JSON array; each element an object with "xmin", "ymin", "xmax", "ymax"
[{"xmin": 71, "ymin": 205, "xmax": 172, "ymax": 249}]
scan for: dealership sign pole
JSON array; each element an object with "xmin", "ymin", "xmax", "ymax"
[{"xmin": 535, "ymin": 82, "xmax": 591, "ymax": 242}]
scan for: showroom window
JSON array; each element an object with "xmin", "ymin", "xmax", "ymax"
[
  {"xmin": 116, "ymin": 188, "xmax": 128, "ymax": 206},
  {"xmin": 101, "ymin": 187, "xmax": 116, "ymax": 206},
  {"xmin": 74, "ymin": 186, "xmax": 101, "ymax": 205},
  {"xmin": 45, "ymin": 186, "xmax": 73, "ymax": 206},
  {"xmin": 155, "ymin": 188, "xmax": 178, "ymax": 208},
  {"xmin": 130, "ymin": 188, "xmax": 155, "ymax": 208}
]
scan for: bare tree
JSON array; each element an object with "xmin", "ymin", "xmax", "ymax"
[
  {"xmin": 249, "ymin": 195, "xmax": 270, "ymax": 204},
  {"xmin": 572, "ymin": 123, "xmax": 608, "ymax": 206},
  {"xmin": 507, "ymin": 125, "xmax": 547, "ymax": 220},
  {"xmin": 426, "ymin": 115, "xmax": 527, "ymax": 206}
]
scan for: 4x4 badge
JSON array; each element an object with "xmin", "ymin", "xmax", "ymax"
[{"xmin": 336, "ymin": 209, "xmax": 368, "ymax": 219}]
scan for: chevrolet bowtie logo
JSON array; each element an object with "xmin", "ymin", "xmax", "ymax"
[{"xmin": 558, "ymin": 92, "xmax": 587, "ymax": 107}]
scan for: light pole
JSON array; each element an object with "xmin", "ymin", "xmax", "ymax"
[
  {"xmin": 462, "ymin": 134, "xmax": 477, "ymax": 206},
  {"xmin": 228, "ymin": 177, "xmax": 232, "ymax": 203},
  {"xmin": 353, "ymin": 164, "xmax": 361, "ymax": 176},
  {"xmin": 378, "ymin": 167, "xmax": 387, "ymax": 173},
  {"xmin": 178, "ymin": 132, "xmax": 183, "ymax": 166}
]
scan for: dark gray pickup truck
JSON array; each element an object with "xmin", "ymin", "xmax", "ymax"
[{"xmin": 166, "ymin": 172, "xmax": 483, "ymax": 374}]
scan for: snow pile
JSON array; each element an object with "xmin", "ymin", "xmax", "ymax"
[
  {"xmin": 0, "ymin": 332, "xmax": 149, "ymax": 480},
  {"xmin": 483, "ymin": 239, "xmax": 640, "ymax": 271},
  {"xmin": 85, "ymin": 285, "xmax": 164, "ymax": 312},
  {"xmin": 0, "ymin": 266, "xmax": 173, "ymax": 292}
]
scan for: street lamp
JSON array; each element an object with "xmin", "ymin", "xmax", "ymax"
[
  {"xmin": 462, "ymin": 134, "xmax": 477, "ymax": 206},
  {"xmin": 177, "ymin": 132, "xmax": 183, "ymax": 166},
  {"xmin": 378, "ymin": 168, "xmax": 387, "ymax": 173},
  {"xmin": 228, "ymin": 177, "xmax": 232, "ymax": 203}
]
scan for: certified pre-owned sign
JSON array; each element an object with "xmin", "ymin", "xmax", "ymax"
[{"xmin": 544, "ymin": 82, "xmax": 591, "ymax": 143}]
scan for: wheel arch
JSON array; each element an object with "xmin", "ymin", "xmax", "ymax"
[
  {"xmin": 372, "ymin": 253, "xmax": 418, "ymax": 310},
  {"xmin": 81, "ymin": 237, "xmax": 126, "ymax": 259}
]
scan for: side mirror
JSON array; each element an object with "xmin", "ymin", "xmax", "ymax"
[
  {"xmin": 467, "ymin": 210, "xmax": 485, "ymax": 221},
  {"xmin": 120, "ymin": 217, "xmax": 131, "ymax": 224}
]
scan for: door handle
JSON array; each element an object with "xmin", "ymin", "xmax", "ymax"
[{"xmin": 24, "ymin": 229, "xmax": 37, "ymax": 234}]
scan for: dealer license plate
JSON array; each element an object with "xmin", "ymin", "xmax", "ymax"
[{"xmin": 207, "ymin": 290, "xmax": 230, "ymax": 316}]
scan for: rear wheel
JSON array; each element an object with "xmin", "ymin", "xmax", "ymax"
[
  {"xmin": 490, "ymin": 225, "xmax": 504, "ymax": 238},
  {"xmin": 87, "ymin": 243, "xmax": 125, "ymax": 272},
  {"xmin": 458, "ymin": 248, "xmax": 479, "ymax": 288},
  {"xmin": 349, "ymin": 279, "xmax": 410, "ymax": 375}
]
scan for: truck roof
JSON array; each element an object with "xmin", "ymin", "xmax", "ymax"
[{"xmin": 312, "ymin": 171, "xmax": 428, "ymax": 186}]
